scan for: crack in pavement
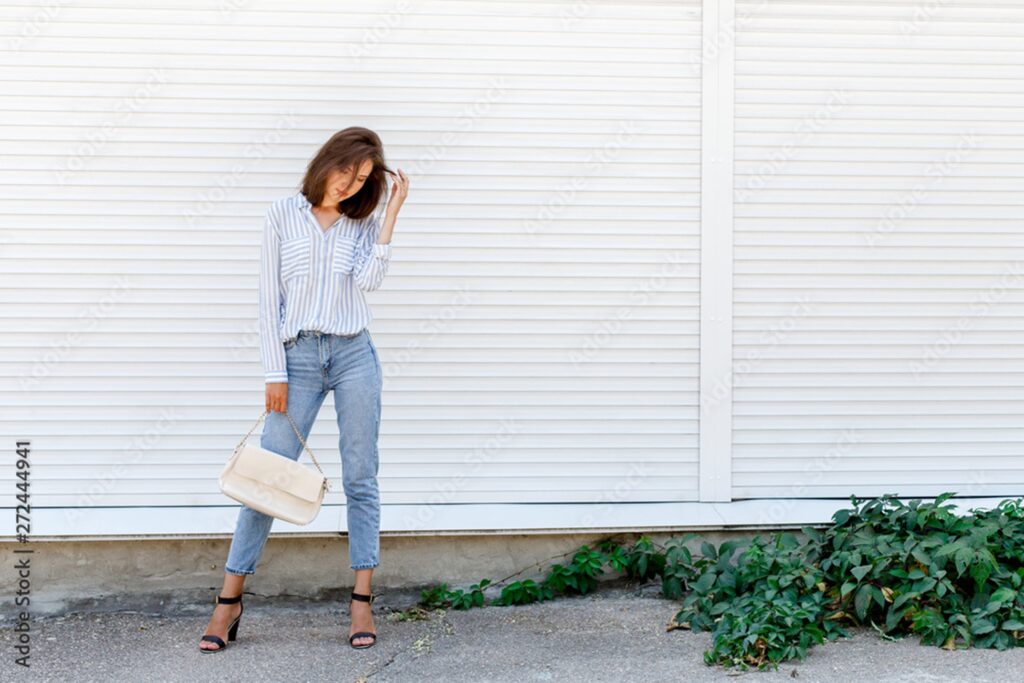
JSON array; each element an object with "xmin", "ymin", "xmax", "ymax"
[{"xmin": 365, "ymin": 607, "xmax": 455, "ymax": 681}]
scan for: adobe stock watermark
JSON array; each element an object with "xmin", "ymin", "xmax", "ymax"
[
  {"xmin": 755, "ymin": 427, "xmax": 861, "ymax": 526},
  {"xmin": 569, "ymin": 250, "xmax": 689, "ymax": 368},
  {"xmin": 685, "ymin": 0, "xmax": 770, "ymax": 77},
  {"xmin": 5, "ymin": 0, "xmax": 71, "ymax": 53},
  {"xmin": 229, "ymin": 317, "xmax": 262, "ymax": 364},
  {"xmin": 382, "ymin": 282, "xmax": 474, "ymax": 380},
  {"xmin": 910, "ymin": 260, "xmax": 1023, "ymax": 381},
  {"xmin": 364, "ymin": 73, "xmax": 506, "ymax": 224},
  {"xmin": 701, "ymin": 295, "xmax": 815, "ymax": 414},
  {"xmin": 183, "ymin": 111, "xmax": 300, "ymax": 227},
  {"xmin": 192, "ymin": 502, "xmax": 254, "ymax": 574},
  {"xmin": 63, "ymin": 407, "xmax": 186, "ymax": 525},
  {"xmin": 524, "ymin": 120, "xmax": 642, "ymax": 238},
  {"xmin": 349, "ymin": 0, "xmax": 413, "ymax": 62},
  {"xmin": 864, "ymin": 130, "xmax": 980, "ymax": 248},
  {"xmin": 736, "ymin": 89, "xmax": 850, "ymax": 205},
  {"xmin": 198, "ymin": 412, "xmax": 283, "ymax": 555},
  {"xmin": 572, "ymin": 461, "xmax": 650, "ymax": 528},
  {"xmin": 899, "ymin": 0, "xmax": 953, "ymax": 36},
  {"xmin": 18, "ymin": 275, "xmax": 134, "ymax": 393},
  {"xmin": 400, "ymin": 418, "xmax": 520, "ymax": 531},
  {"xmin": 954, "ymin": 467, "xmax": 995, "ymax": 502},
  {"xmin": 218, "ymin": 0, "xmax": 250, "ymax": 19},
  {"xmin": 557, "ymin": 0, "xmax": 594, "ymax": 29},
  {"xmin": 54, "ymin": 68, "xmax": 170, "ymax": 187},
  {"xmin": 404, "ymin": 75, "xmax": 509, "ymax": 181}
]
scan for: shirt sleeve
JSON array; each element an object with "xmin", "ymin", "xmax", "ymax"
[
  {"xmin": 258, "ymin": 204, "xmax": 289, "ymax": 383},
  {"xmin": 352, "ymin": 213, "xmax": 392, "ymax": 291}
]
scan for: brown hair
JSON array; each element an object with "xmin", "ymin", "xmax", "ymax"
[{"xmin": 300, "ymin": 127, "xmax": 394, "ymax": 220}]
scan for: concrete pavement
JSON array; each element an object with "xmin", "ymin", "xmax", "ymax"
[{"xmin": 2, "ymin": 582, "xmax": 1022, "ymax": 682}]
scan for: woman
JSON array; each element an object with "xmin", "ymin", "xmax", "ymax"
[{"xmin": 199, "ymin": 127, "xmax": 409, "ymax": 652}]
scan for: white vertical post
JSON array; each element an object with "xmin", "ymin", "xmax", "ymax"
[{"xmin": 698, "ymin": 0, "xmax": 735, "ymax": 502}]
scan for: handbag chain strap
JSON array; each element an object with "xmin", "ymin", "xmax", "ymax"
[{"xmin": 234, "ymin": 409, "xmax": 333, "ymax": 492}]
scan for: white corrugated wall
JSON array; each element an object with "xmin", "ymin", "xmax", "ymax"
[
  {"xmin": 731, "ymin": 0, "xmax": 1024, "ymax": 499},
  {"xmin": 0, "ymin": 1, "xmax": 704, "ymax": 535},
  {"xmin": 1, "ymin": 1, "xmax": 1020, "ymax": 537}
]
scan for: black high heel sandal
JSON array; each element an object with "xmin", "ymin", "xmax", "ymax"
[
  {"xmin": 348, "ymin": 589, "xmax": 377, "ymax": 649},
  {"xmin": 199, "ymin": 593, "xmax": 244, "ymax": 653}
]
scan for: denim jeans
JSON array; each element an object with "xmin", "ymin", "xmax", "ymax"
[{"xmin": 224, "ymin": 327, "xmax": 382, "ymax": 574}]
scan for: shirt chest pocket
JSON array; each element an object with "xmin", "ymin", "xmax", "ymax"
[
  {"xmin": 279, "ymin": 236, "xmax": 311, "ymax": 282},
  {"xmin": 331, "ymin": 235, "xmax": 359, "ymax": 276}
]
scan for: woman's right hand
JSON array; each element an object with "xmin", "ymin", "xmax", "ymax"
[{"xmin": 266, "ymin": 382, "xmax": 288, "ymax": 413}]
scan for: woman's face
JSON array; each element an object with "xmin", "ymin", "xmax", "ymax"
[{"xmin": 324, "ymin": 159, "xmax": 375, "ymax": 204}]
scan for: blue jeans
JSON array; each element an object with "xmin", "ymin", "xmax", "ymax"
[{"xmin": 225, "ymin": 327, "xmax": 382, "ymax": 574}]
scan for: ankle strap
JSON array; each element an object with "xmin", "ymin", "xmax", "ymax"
[
  {"xmin": 215, "ymin": 594, "xmax": 242, "ymax": 604},
  {"xmin": 351, "ymin": 590, "xmax": 375, "ymax": 604}
]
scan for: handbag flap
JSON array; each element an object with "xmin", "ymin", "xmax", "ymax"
[{"xmin": 232, "ymin": 443, "xmax": 325, "ymax": 502}]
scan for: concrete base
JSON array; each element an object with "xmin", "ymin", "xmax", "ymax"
[{"xmin": 2, "ymin": 529, "xmax": 771, "ymax": 620}]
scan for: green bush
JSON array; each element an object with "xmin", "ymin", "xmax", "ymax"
[{"xmin": 417, "ymin": 493, "xmax": 1024, "ymax": 670}]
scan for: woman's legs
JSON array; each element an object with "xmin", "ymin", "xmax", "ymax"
[
  {"xmin": 223, "ymin": 384, "xmax": 327, "ymax": 575},
  {"xmin": 223, "ymin": 333, "xmax": 328, "ymax": 575},
  {"xmin": 201, "ymin": 332, "xmax": 327, "ymax": 649},
  {"xmin": 330, "ymin": 328, "xmax": 382, "ymax": 572},
  {"xmin": 197, "ymin": 573, "xmax": 245, "ymax": 651},
  {"xmin": 328, "ymin": 328, "xmax": 383, "ymax": 645},
  {"xmin": 350, "ymin": 567, "xmax": 376, "ymax": 647},
  {"xmin": 202, "ymin": 328, "xmax": 382, "ymax": 648}
]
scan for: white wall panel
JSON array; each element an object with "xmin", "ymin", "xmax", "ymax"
[
  {"xmin": 5, "ymin": 0, "xmax": 1018, "ymax": 537},
  {"xmin": 0, "ymin": 0, "xmax": 703, "ymax": 535},
  {"xmin": 731, "ymin": 0, "xmax": 1024, "ymax": 500}
]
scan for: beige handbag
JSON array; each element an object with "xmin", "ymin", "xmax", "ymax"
[{"xmin": 218, "ymin": 409, "xmax": 333, "ymax": 525}]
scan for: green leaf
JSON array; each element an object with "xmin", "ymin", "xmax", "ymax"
[
  {"xmin": 892, "ymin": 591, "xmax": 917, "ymax": 610},
  {"xmin": 971, "ymin": 619, "xmax": 996, "ymax": 635},
  {"xmin": 854, "ymin": 584, "xmax": 872, "ymax": 621},
  {"xmin": 694, "ymin": 570, "xmax": 717, "ymax": 595},
  {"xmin": 851, "ymin": 565, "xmax": 872, "ymax": 581},
  {"xmin": 954, "ymin": 547, "xmax": 973, "ymax": 577},
  {"xmin": 885, "ymin": 605, "xmax": 909, "ymax": 631},
  {"xmin": 970, "ymin": 560, "xmax": 993, "ymax": 588},
  {"xmin": 662, "ymin": 575, "xmax": 683, "ymax": 599},
  {"xmin": 910, "ymin": 546, "xmax": 932, "ymax": 567}
]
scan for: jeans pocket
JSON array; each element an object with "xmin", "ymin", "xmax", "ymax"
[{"xmin": 365, "ymin": 331, "xmax": 382, "ymax": 386}]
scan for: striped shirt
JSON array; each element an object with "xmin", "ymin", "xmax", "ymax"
[{"xmin": 258, "ymin": 191, "xmax": 392, "ymax": 383}]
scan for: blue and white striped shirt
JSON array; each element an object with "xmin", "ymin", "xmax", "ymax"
[{"xmin": 258, "ymin": 191, "xmax": 392, "ymax": 383}]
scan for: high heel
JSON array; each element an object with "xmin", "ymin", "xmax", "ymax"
[
  {"xmin": 348, "ymin": 589, "xmax": 377, "ymax": 649},
  {"xmin": 199, "ymin": 593, "xmax": 244, "ymax": 653}
]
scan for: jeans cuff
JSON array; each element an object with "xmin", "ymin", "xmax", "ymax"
[{"xmin": 225, "ymin": 566, "xmax": 254, "ymax": 576}]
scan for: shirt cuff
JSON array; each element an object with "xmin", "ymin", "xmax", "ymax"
[
  {"xmin": 373, "ymin": 242, "xmax": 392, "ymax": 260},
  {"xmin": 265, "ymin": 372, "xmax": 288, "ymax": 384}
]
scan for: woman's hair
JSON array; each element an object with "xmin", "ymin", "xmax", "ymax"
[{"xmin": 300, "ymin": 127, "xmax": 395, "ymax": 220}]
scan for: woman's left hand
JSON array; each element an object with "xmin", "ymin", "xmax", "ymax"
[{"xmin": 386, "ymin": 169, "xmax": 409, "ymax": 216}]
